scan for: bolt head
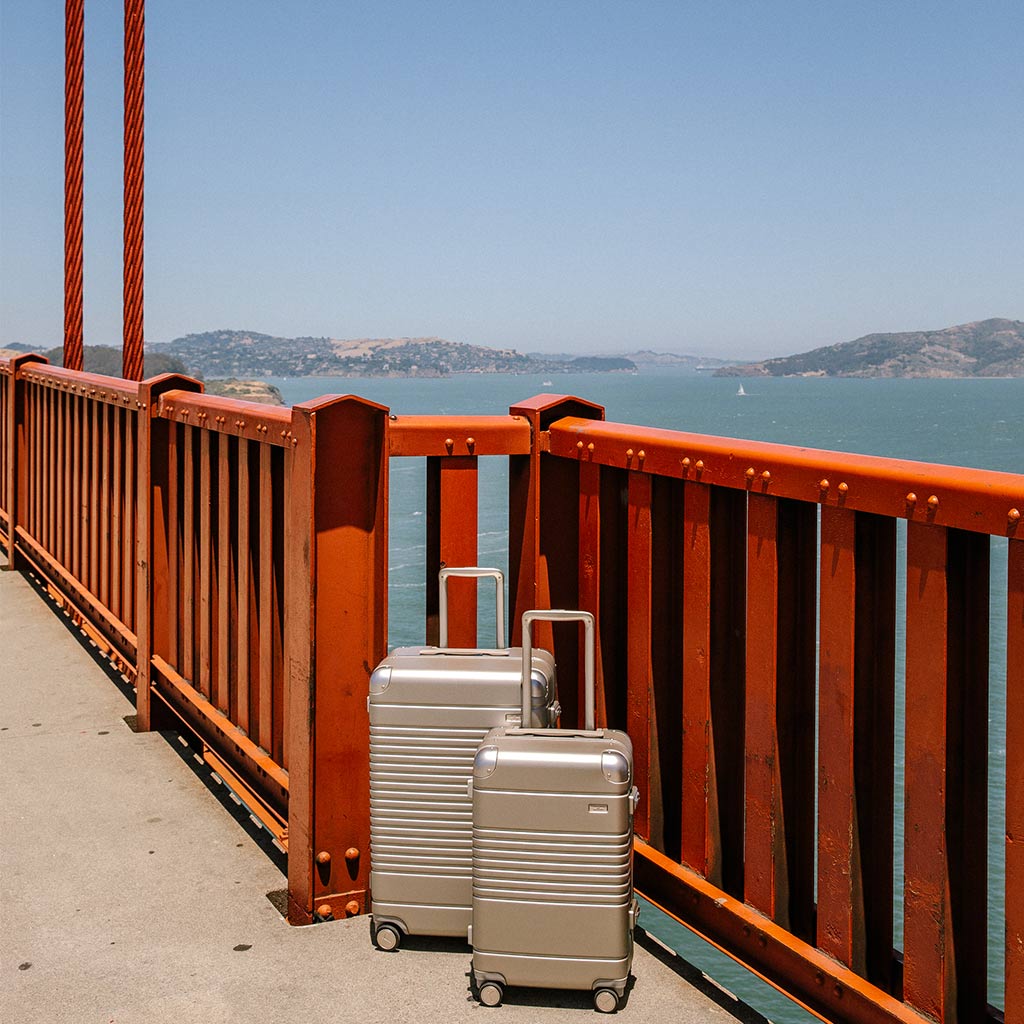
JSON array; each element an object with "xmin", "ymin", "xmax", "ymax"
[
  {"xmin": 1009, "ymin": 508, "xmax": 1021, "ymax": 523},
  {"xmin": 315, "ymin": 850, "xmax": 331, "ymax": 865},
  {"xmin": 345, "ymin": 900, "xmax": 360, "ymax": 917},
  {"xmin": 906, "ymin": 492, "xmax": 917, "ymax": 504},
  {"xmin": 345, "ymin": 847, "xmax": 360, "ymax": 862},
  {"xmin": 838, "ymin": 482, "xmax": 849, "ymax": 494},
  {"xmin": 316, "ymin": 904, "xmax": 333, "ymax": 919}
]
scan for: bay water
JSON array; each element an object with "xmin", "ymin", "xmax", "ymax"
[{"xmin": 272, "ymin": 372, "xmax": 1021, "ymax": 1021}]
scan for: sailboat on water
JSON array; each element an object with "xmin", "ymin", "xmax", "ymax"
[{"xmin": 736, "ymin": 383, "xmax": 747, "ymax": 396}]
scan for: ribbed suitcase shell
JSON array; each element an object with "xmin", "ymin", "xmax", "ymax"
[
  {"xmin": 368, "ymin": 646, "xmax": 558, "ymax": 941},
  {"xmin": 470, "ymin": 727, "xmax": 636, "ymax": 1002}
]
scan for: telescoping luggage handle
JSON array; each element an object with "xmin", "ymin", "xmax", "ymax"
[
  {"xmin": 521, "ymin": 609, "xmax": 596, "ymax": 730},
  {"xmin": 438, "ymin": 567, "xmax": 506, "ymax": 649}
]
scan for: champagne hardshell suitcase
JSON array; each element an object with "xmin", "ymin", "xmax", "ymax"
[
  {"xmin": 469, "ymin": 610, "xmax": 639, "ymax": 1013},
  {"xmin": 368, "ymin": 568, "xmax": 560, "ymax": 950}
]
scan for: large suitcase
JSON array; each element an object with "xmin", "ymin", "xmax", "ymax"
[
  {"xmin": 369, "ymin": 568, "xmax": 560, "ymax": 950},
  {"xmin": 469, "ymin": 610, "xmax": 639, "ymax": 1013}
]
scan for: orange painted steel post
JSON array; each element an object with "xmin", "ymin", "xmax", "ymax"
[
  {"xmin": 507, "ymin": 395, "xmax": 603, "ymax": 725},
  {"xmin": 285, "ymin": 395, "xmax": 389, "ymax": 925},
  {"xmin": 425, "ymin": 455, "xmax": 479, "ymax": 647},
  {"xmin": 817, "ymin": 508, "xmax": 896, "ymax": 986},
  {"xmin": 680, "ymin": 479, "xmax": 717, "ymax": 879},
  {"xmin": 904, "ymin": 522, "xmax": 990, "ymax": 1023},
  {"xmin": 136, "ymin": 375, "xmax": 204, "ymax": 730},
  {"xmin": 5, "ymin": 355, "xmax": 49, "ymax": 571},
  {"xmin": 122, "ymin": 0, "xmax": 144, "ymax": 380},
  {"xmin": 577, "ymin": 455, "xmax": 607, "ymax": 727},
  {"xmin": 1008, "ymin": 538, "xmax": 1024, "ymax": 1021},
  {"xmin": 626, "ymin": 470, "xmax": 653, "ymax": 843},
  {"xmin": 64, "ymin": 0, "xmax": 84, "ymax": 371}
]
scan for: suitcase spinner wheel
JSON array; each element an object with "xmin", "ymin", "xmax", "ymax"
[
  {"xmin": 478, "ymin": 981, "xmax": 504, "ymax": 1007},
  {"xmin": 371, "ymin": 920, "xmax": 402, "ymax": 952}
]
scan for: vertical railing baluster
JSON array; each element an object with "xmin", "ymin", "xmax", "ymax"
[
  {"xmin": 425, "ymin": 455, "xmax": 478, "ymax": 647},
  {"xmin": 182, "ymin": 424, "xmax": 194, "ymax": 680},
  {"xmin": 216, "ymin": 433, "xmax": 230, "ymax": 713},
  {"xmin": 259, "ymin": 443, "xmax": 273, "ymax": 751},
  {"xmin": 100, "ymin": 404, "xmax": 111, "ymax": 607},
  {"xmin": 577, "ymin": 459, "xmax": 605, "ymax": 726},
  {"xmin": 124, "ymin": 410, "xmax": 135, "ymax": 631},
  {"xmin": 904, "ymin": 522, "xmax": 990, "ymax": 1022},
  {"xmin": 680, "ymin": 480, "xmax": 716, "ymax": 880},
  {"xmin": 198, "ymin": 428, "xmax": 212, "ymax": 698},
  {"xmin": 88, "ymin": 399, "xmax": 99, "ymax": 596},
  {"xmin": 626, "ymin": 470, "xmax": 653, "ymax": 843},
  {"xmin": 165, "ymin": 422, "xmax": 178, "ymax": 672},
  {"xmin": 111, "ymin": 407, "xmax": 123, "ymax": 621},
  {"xmin": 236, "ymin": 438, "xmax": 251, "ymax": 735}
]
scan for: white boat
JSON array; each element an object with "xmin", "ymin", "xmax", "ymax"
[
  {"xmin": 737, "ymin": 384, "xmax": 747, "ymax": 396},
  {"xmin": 542, "ymin": 380, "xmax": 553, "ymax": 386}
]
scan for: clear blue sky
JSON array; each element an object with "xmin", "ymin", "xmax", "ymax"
[{"xmin": 1, "ymin": 1, "xmax": 1021, "ymax": 359}]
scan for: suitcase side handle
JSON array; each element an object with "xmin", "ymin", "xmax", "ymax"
[
  {"xmin": 439, "ymin": 566, "xmax": 506, "ymax": 649},
  {"xmin": 521, "ymin": 609, "xmax": 596, "ymax": 730}
]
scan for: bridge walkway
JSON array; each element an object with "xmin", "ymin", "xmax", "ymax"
[{"xmin": 1, "ymin": 563, "xmax": 761, "ymax": 1024}]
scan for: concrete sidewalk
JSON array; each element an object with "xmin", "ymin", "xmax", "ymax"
[{"xmin": 1, "ymin": 563, "xmax": 758, "ymax": 1024}]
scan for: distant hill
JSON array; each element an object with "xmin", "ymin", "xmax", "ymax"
[
  {"xmin": 623, "ymin": 349, "xmax": 728, "ymax": 371},
  {"xmin": 159, "ymin": 331, "xmax": 636, "ymax": 378},
  {"xmin": 715, "ymin": 319, "xmax": 1024, "ymax": 378}
]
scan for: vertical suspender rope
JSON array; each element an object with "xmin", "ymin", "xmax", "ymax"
[
  {"xmin": 64, "ymin": 0, "xmax": 85, "ymax": 372},
  {"xmin": 123, "ymin": 0, "xmax": 145, "ymax": 381}
]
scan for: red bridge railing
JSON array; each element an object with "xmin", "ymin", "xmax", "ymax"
[{"xmin": 1, "ymin": 356, "xmax": 1021, "ymax": 1024}]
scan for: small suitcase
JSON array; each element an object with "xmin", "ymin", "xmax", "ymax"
[
  {"xmin": 469, "ymin": 610, "xmax": 639, "ymax": 1013},
  {"xmin": 369, "ymin": 568, "xmax": 561, "ymax": 950}
]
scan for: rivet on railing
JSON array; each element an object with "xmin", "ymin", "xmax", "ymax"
[
  {"xmin": 838, "ymin": 482, "xmax": 849, "ymax": 494},
  {"xmin": 637, "ymin": 450, "xmax": 646, "ymax": 463},
  {"xmin": 444, "ymin": 437, "xmax": 454, "ymax": 454},
  {"xmin": 345, "ymin": 847, "xmax": 359, "ymax": 862},
  {"xmin": 695, "ymin": 460, "xmax": 704, "ymax": 473},
  {"xmin": 681, "ymin": 457, "xmax": 691, "ymax": 471},
  {"xmin": 745, "ymin": 467, "xmax": 756, "ymax": 480},
  {"xmin": 761, "ymin": 470, "xmax": 771, "ymax": 483},
  {"xmin": 1008, "ymin": 508, "xmax": 1020, "ymax": 524},
  {"xmin": 577, "ymin": 441, "xmax": 584, "ymax": 450},
  {"xmin": 587, "ymin": 442, "xmax": 594, "ymax": 453},
  {"xmin": 239, "ymin": 420, "xmax": 246, "ymax": 428},
  {"xmin": 466, "ymin": 436, "xmax": 476, "ymax": 450},
  {"xmin": 819, "ymin": 479, "xmax": 829, "ymax": 492},
  {"xmin": 316, "ymin": 904, "xmax": 333, "ymax": 919},
  {"xmin": 626, "ymin": 448, "xmax": 634, "ymax": 460},
  {"xmin": 345, "ymin": 900, "xmax": 360, "ymax": 917},
  {"xmin": 315, "ymin": 851, "xmax": 331, "ymax": 865},
  {"xmin": 280, "ymin": 429, "xmax": 287, "ymax": 437},
  {"xmin": 906, "ymin": 492, "xmax": 917, "ymax": 505},
  {"xmin": 927, "ymin": 495, "xmax": 939, "ymax": 510}
]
